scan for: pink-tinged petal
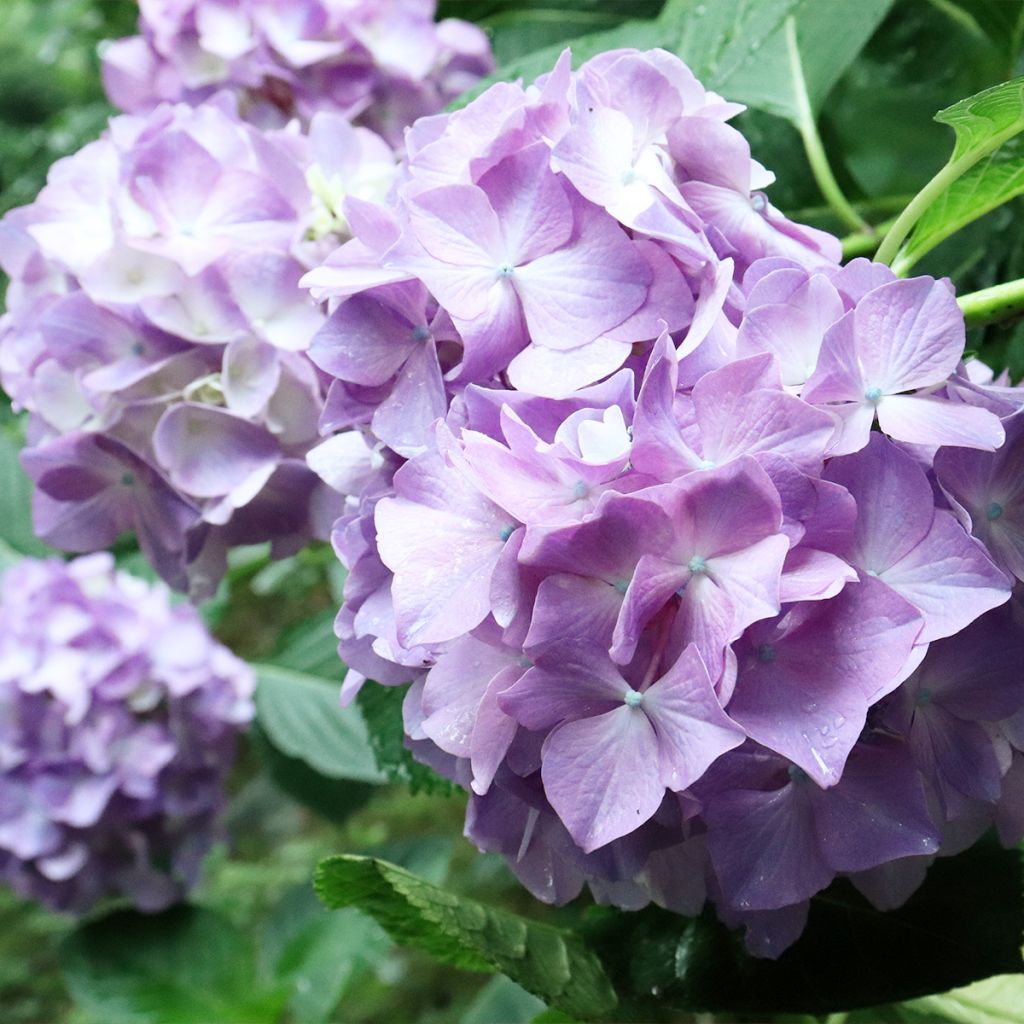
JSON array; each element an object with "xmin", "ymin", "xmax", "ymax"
[
  {"xmin": 812, "ymin": 738, "xmax": 939, "ymax": 872},
  {"xmin": 631, "ymin": 332, "xmax": 702, "ymax": 478},
  {"xmin": 376, "ymin": 448, "xmax": 516, "ymax": 645},
  {"xmin": 735, "ymin": 276, "xmax": 844, "ymax": 386},
  {"xmin": 371, "ymin": 339, "xmax": 446, "ymax": 459},
  {"xmin": 820, "ymin": 400, "xmax": 877, "ymax": 456},
  {"xmin": 876, "ymin": 394, "xmax": 1004, "ymax": 451},
  {"xmin": 515, "ymin": 205, "xmax": 650, "ymax": 349},
  {"xmin": 604, "ymin": 240, "xmax": 694, "ymax": 341},
  {"xmin": 728, "ymin": 578, "xmax": 923, "ymax": 785},
  {"xmin": 851, "ymin": 277, "xmax": 964, "ymax": 393},
  {"xmin": 152, "ymin": 404, "xmax": 280, "ymax": 499},
  {"xmin": 309, "ymin": 292, "xmax": 422, "ymax": 386},
  {"xmin": 470, "ymin": 665, "xmax": 521, "ymax": 795},
  {"xmin": 881, "ymin": 509, "xmax": 1010, "ymax": 642},
  {"xmin": 449, "ymin": 283, "xmax": 529, "ymax": 382},
  {"xmin": 780, "ymin": 547, "xmax": 857, "ymax": 603},
  {"xmin": 478, "ymin": 142, "xmax": 573, "ymax": 264},
  {"xmin": 301, "ymin": 240, "xmax": 413, "ymax": 302},
  {"xmin": 407, "ymin": 183, "xmax": 502, "ymax": 267},
  {"xmin": 222, "ymin": 336, "xmax": 280, "ymax": 417},
  {"xmin": 643, "ymin": 645, "xmax": 745, "ymax": 790},
  {"xmin": 670, "ymin": 572, "xmax": 740, "ymax": 677},
  {"xmin": 525, "ymin": 574, "xmax": 623, "ymax": 650},
  {"xmin": 420, "ymin": 635, "xmax": 508, "ymax": 757},
  {"xmin": 552, "ymin": 105, "xmax": 639, "ymax": 207},
  {"xmin": 499, "ymin": 640, "xmax": 625, "ymax": 730},
  {"xmin": 693, "ymin": 356, "xmax": 837, "ymax": 471},
  {"xmin": 614, "ymin": 553, "xmax": 690, "ymax": 663},
  {"xmin": 542, "ymin": 707, "xmax": 664, "ymax": 851},
  {"xmin": 706, "ymin": 782, "xmax": 832, "ymax": 911},
  {"xmin": 507, "ymin": 337, "xmax": 632, "ymax": 396},
  {"xmin": 824, "ymin": 434, "xmax": 935, "ymax": 571},
  {"xmin": 831, "ymin": 257, "xmax": 897, "ymax": 304},
  {"xmin": 912, "ymin": 706, "xmax": 1003, "ymax": 804},
  {"xmin": 704, "ymin": 534, "xmax": 790, "ymax": 632},
  {"xmin": 800, "ymin": 310, "xmax": 864, "ymax": 404},
  {"xmin": 658, "ymin": 457, "xmax": 784, "ymax": 558}
]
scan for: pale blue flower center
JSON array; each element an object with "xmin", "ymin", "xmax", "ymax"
[
  {"xmin": 688, "ymin": 555, "xmax": 707, "ymax": 574},
  {"xmin": 496, "ymin": 264, "xmax": 515, "ymax": 278},
  {"xmin": 865, "ymin": 568, "xmax": 879, "ymax": 577},
  {"xmin": 614, "ymin": 579, "xmax": 630, "ymax": 595},
  {"xmin": 757, "ymin": 643, "xmax": 776, "ymax": 663},
  {"xmin": 411, "ymin": 325, "xmax": 431, "ymax": 342},
  {"xmin": 986, "ymin": 501, "xmax": 1004, "ymax": 521},
  {"xmin": 624, "ymin": 689, "xmax": 644, "ymax": 709},
  {"xmin": 499, "ymin": 524, "xmax": 515, "ymax": 542},
  {"xmin": 864, "ymin": 386, "xmax": 884, "ymax": 403},
  {"xmin": 788, "ymin": 764, "xmax": 808, "ymax": 782},
  {"xmin": 572, "ymin": 480, "xmax": 588, "ymax": 500},
  {"xmin": 915, "ymin": 687, "xmax": 933, "ymax": 706},
  {"xmin": 621, "ymin": 167, "xmax": 639, "ymax": 185},
  {"xmin": 751, "ymin": 192, "xmax": 767, "ymax": 212},
  {"xmin": 120, "ymin": 473, "xmax": 135, "ymax": 487}
]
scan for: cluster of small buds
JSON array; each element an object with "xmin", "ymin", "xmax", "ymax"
[
  {"xmin": 304, "ymin": 47, "xmax": 1024, "ymax": 956},
  {"xmin": 0, "ymin": 97, "xmax": 398, "ymax": 596},
  {"xmin": 101, "ymin": 0, "xmax": 494, "ymax": 146},
  {"xmin": 0, "ymin": 554, "xmax": 253, "ymax": 914}
]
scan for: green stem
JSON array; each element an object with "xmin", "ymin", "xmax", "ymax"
[
  {"xmin": 786, "ymin": 17, "xmax": 869, "ymax": 234},
  {"xmin": 957, "ymin": 277, "xmax": 1024, "ymax": 328},
  {"xmin": 876, "ymin": 124, "xmax": 1024, "ymax": 268},
  {"xmin": 841, "ymin": 216, "xmax": 898, "ymax": 259}
]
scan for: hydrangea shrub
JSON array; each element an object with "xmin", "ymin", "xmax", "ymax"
[
  {"xmin": 0, "ymin": 97, "xmax": 397, "ymax": 596},
  {"xmin": 0, "ymin": 553, "xmax": 253, "ymax": 914},
  {"xmin": 304, "ymin": 47, "xmax": 1024, "ymax": 956}
]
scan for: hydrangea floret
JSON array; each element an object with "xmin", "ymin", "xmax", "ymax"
[
  {"xmin": 0, "ymin": 97, "xmax": 398, "ymax": 596},
  {"xmin": 304, "ymin": 46, "xmax": 1024, "ymax": 956},
  {"xmin": 101, "ymin": 0, "xmax": 494, "ymax": 146},
  {"xmin": 0, "ymin": 554, "xmax": 253, "ymax": 914}
]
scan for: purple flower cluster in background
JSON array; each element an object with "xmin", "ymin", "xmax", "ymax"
[
  {"xmin": 0, "ymin": 97, "xmax": 398, "ymax": 595},
  {"xmin": 305, "ymin": 47, "xmax": 1024, "ymax": 955},
  {"xmin": 101, "ymin": 0, "xmax": 494, "ymax": 146},
  {"xmin": 0, "ymin": 554, "xmax": 253, "ymax": 914}
]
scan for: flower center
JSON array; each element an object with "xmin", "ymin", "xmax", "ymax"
[
  {"xmin": 623, "ymin": 689, "xmax": 644, "ymax": 709},
  {"xmin": 688, "ymin": 555, "xmax": 707, "ymax": 574},
  {"xmin": 864, "ymin": 386, "xmax": 884, "ymax": 403},
  {"xmin": 757, "ymin": 643, "xmax": 776, "ymax": 663},
  {"xmin": 986, "ymin": 501, "xmax": 1004, "ymax": 521}
]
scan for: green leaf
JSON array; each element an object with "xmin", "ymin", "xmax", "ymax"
[
  {"xmin": 262, "ymin": 884, "xmax": 392, "ymax": 1024},
  {"xmin": 461, "ymin": 975, "xmax": 547, "ymax": 1024},
  {"xmin": 898, "ymin": 975, "xmax": 1024, "ymax": 1023},
  {"xmin": 878, "ymin": 76, "xmax": 1024, "ymax": 266},
  {"xmin": 62, "ymin": 906, "xmax": 289, "ymax": 1024},
  {"xmin": 270, "ymin": 608, "xmax": 347, "ymax": 681},
  {"xmin": 694, "ymin": 0, "xmax": 894, "ymax": 123},
  {"xmin": 0, "ymin": 417, "xmax": 51, "ymax": 559},
  {"xmin": 314, "ymin": 854, "xmax": 618, "ymax": 1020},
  {"xmin": 358, "ymin": 682, "xmax": 456, "ymax": 795},
  {"xmin": 599, "ymin": 840, "xmax": 1023, "ymax": 1016},
  {"xmin": 254, "ymin": 664, "xmax": 385, "ymax": 785}
]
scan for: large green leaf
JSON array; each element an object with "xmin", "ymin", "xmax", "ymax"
[
  {"xmin": 878, "ymin": 76, "xmax": 1024, "ymax": 266},
  {"xmin": 596, "ymin": 840, "xmax": 1023, "ymax": 1017},
  {"xmin": 262, "ymin": 884, "xmax": 392, "ymax": 1024},
  {"xmin": 254, "ymin": 663, "xmax": 385, "ymax": 785},
  {"xmin": 700, "ymin": 0, "xmax": 894, "ymax": 123},
  {"xmin": 314, "ymin": 854, "xmax": 618, "ymax": 1021},
  {"xmin": 62, "ymin": 907, "xmax": 289, "ymax": 1024}
]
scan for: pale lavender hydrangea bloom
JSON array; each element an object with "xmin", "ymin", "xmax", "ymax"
[
  {"xmin": 101, "ymin": 0, "xmax": 494, "ymax": 146},
  {"xmin": 0, "ymin": 98, "xmax": 398, "ymax": 596},
  {"xmin": 0, "ymin": 554, "xmax": 253, "ymax": 914},
  {"xmin": 301, "ymin": 46, "xmax": 1024, "ymax": 956}
]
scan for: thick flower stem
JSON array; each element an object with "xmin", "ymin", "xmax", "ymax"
[
  {"xmin": 958, "ymin": 277, "xmax": 1024, "ymax": 328},
  {"xmin": 841, "ymin": 216, "xmax": 898, "ymax": 259},
  {"xmin": 786, "ymin": 18, "xmax": 870, "ymax": 235}
]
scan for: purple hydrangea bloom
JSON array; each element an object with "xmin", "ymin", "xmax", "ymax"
[
  {"xmin": 0, "ymin": 99, "xmax": 398, "ymax": 596},
  {"xmin": 300, "ymin": 46, "xmax": 1024, "ymax": 957},
  {"xmin": 101, "ymin": 0, "xmax": 494, "ymax": 146},
  {"xmin": 0, "ymin": 554, "xmax": 253, "ymax": 913}
]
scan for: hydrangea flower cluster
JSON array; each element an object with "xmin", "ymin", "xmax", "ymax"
[
  {"xmin": 0, "ymin": 554, "xmax": 253, "ymax": 914},
  {"xmin": 0, "ymin": 97, "xmax": 398, "ymax": 595},
  {"xmin": 101, "ymin": 0, "xmax": 494, "ymax": 146},
  {"xmin": 305, "ymin": 47, "xmax": 1024, "ymax": 956}
]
